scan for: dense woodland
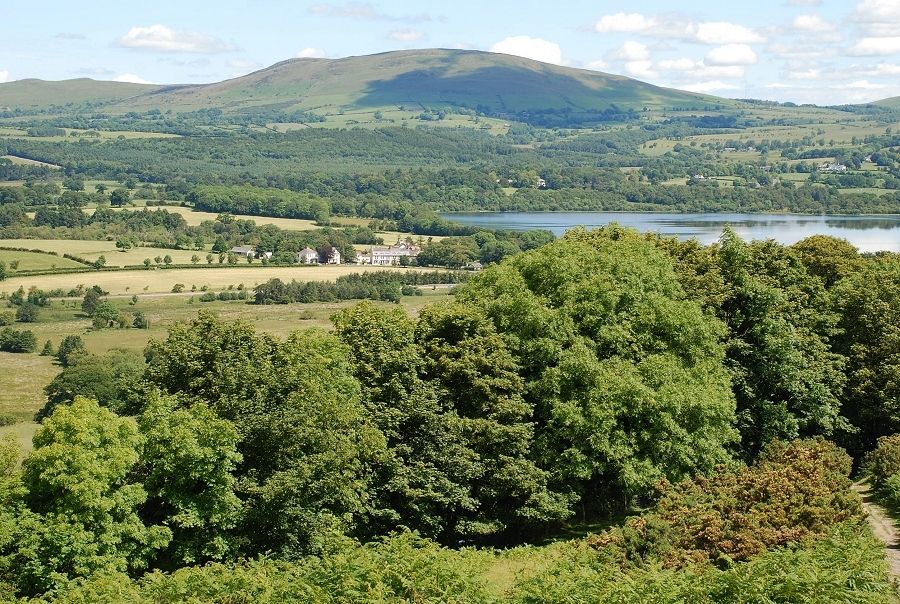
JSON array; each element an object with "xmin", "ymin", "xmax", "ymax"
[{"xmin": 0, "ymin": 226, "xmax": 898, "ymax": 600}]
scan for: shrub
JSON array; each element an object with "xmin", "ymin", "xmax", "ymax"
[
  {"xmin": 171, "ymin": 283, "xmax": 185, "ymax": 293},
  {"xmin": 198, "ymin": 292, "xmax": 217, "ymax": 302},
  {"xmin": 588, "ymin": 438, "xmax": 861, "ymax": 568},
  {"xmin": 0, "ymin": 327, "xmax": 37, "ymax": 353},
  {"xmin": 15, "ymin": 303, "xmax": 39, "ymax": 323},
  {"xmin": 0, "ymin": 312, "xmax": 14, "ymax": 327},
  {"xmin": 862, "ymin": 434, "xmax": 900, "ymax": 490}
]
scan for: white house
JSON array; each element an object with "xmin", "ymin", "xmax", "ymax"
[
  {"xmin": 355, "ymin": 242, "xmax": 420, "ymax": 266},
  {"xmin": 298, "ymin": 247, "xmax": 319, "ymax": 264},
  {"xmin": 326, "ymin": 247, "xmax": 341, "ymax": 265}
]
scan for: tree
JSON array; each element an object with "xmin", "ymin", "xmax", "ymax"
[
  {"xmin": 93, "ymin": 255, "xmax": 107, "ymax": 269},
  {"xmin": 163, "ymin": 255, "xmax": 173, "ymax": 266},
  {"xmin": 458, "ymin": 227, "xmax": 738, "ymax": 513},
  {"xmin": 143, "ymin": 258, "xmax": 152, "ymax": 269},
  {"xmin": 834, "ymin": 256, "xmax": 900, "ymax": 456},
  {"xmin": 40, "ymin": 340, "xmax": 54, "ymax": 356},
  {"xmin": 791, "ymin": 235, "xmax": 861, "ymax": 288},
  {"xmin": 109, "ymin": 188, "xmax": 129, "ymax": 207},
  {"xmin": 0, "ymin": 260, "xmax": 6, "ymax": 281},
  {"xmin": 154, "ymin": 256, "xmax": 162, "ymax": 264},
  {"xmin": 191, "ymin": 255, "xmax": 200, "ymax": 265},
  {"xmin": 42, "ymin": 349, "xmax": 145, "ymax": 419},
  {"xmin": 137, "ymin": 394, "xmax": 242, "ymax": 568},
  {"xmin": 132, "ymin": 311, "xmax": 149, "ymax": 330},
  {"xmin": 7, "ymin": 398, "xmax": 169, "ymax": 596},
  {"xmin": 206, "ymin": 253, "xmax": 214, "ymax": 265},
  {"xmin": 82, "ymin": 288, "xmax": 102, "ymax": 316},
  {"xmin": 56, "ymin": 334, "xmax": 86, "ymax": 367},
  {"xmin": 143, "ymin": 313, "xmax": 380, "ymax": 558},
  {"xmin": 15, "ymin": 303, "xmax": 38, "ymax": 323},
  {"xmin": 92, "ymin": 302, "xmax": 120, "ymax": 329}
]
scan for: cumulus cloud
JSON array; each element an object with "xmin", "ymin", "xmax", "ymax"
[
  {"xmin": 792, "ymin": 15, "xmax": 837, "ymax": 33},
  {"xmin": 593, "ymin": 12, "xmax": 765, "ymax": 45},
  {"xmin": 705, "ymin": 44, "xmax": 758, "ymax": 66},
  {"xmin": 296, "ymin": 47, "xmax": 328, "ymax": 58},
  {"xmin": 586, "ymin": 59, "xmax": 609, "ymax": 71},
  {"xmin": 851, "ymin": 37, "xmax": 900, "ymax": 56},
  {"xmin": 595, "ymin": 12, "xmax": 655, "ymax": 33},
  {"xmin": 490, "ymin": 36, "xmax": 565, "ymax": 65},
  {"xmin": 612, "ymin": 41, "xmax": 650, "ymax": 61},
  {"xmin": 679, "ymin": 80, "xmax": 741, "ymax": 93},
  {"xmin": 625, "ymin": 60, "xmax": 656, "ymax": 79},
  {"xmin": 853, "ymin": 0, "xmax": 900, "ymax": 36},
  {"xmin": 113, "ymin": 73, "xmax": 155, "ymax": 84},
  {"xmin": 843, "ymin": 79, "xmax": 888, "ymax": 90},
  {"xmin": 0, "ymin": 70, "xmax": 11, "ymax": 83},
  {"xmin": 694, "ymin": 22, "xmax": 765, "ymax": 45},
  {"xmin": 117, "ymin": 24, "xmax": 236, "ymax": 53},
  {"xmin": 309, "ymin": 2, "xmax": 436, "ymax": 23},
  {"xmin": 389, "ymin": 29, "xmax": 425, "ymax": 42}
]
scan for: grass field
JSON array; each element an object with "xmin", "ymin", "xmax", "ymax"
[
  {"xmin": 1, "ymin": 264, "xmax": 433, "ymax": 295},
  {"xmin": 0, "ymin": 249, "xmax": 85, "ymax": 271},
  {"xmin": 1, "ymin": 154, "xmax": 60, "ymax": 169},
  {"xmin": 0, "ymin": 288, "xmax": 453, "ymax": 450},
  {"xmin": 96, "ymin": 205, "xmax": 321, "ymax": 230},
  {"xmin": 0, "ymin": 239, "xmax": 208, "ymax": 267}
]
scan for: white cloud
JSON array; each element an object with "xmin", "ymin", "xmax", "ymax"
[
  {"xmin": 656, "ymin": 58, "xmax": 744, "ymax": 79},
  {"xmin": 850, "ymin": 37, "xmax": 900, "ymax": 56},
  {"xmin": 490, "ymin": 36, "xmax": 565, "ymax": 65},
  {"xmin": 790, "ymin": 68, "xmax": 822, "ymax": 79},
  {"xmin": 705, "ymin": 44, "xmax": 758, "ymax": 66},
  {"xmin": 228, "ymin": 59, "xmax": 263, "ymax": 77},
  {"xmin": 0, "ymin": 70, "xmax": 10, "ymax": 83},
  {"xmin": 113, "ymin": 73, "xmax": 154, "ymax": 84},
  {"xmin": 613, "ymin": 41, "xmax": 650, "ymax": 61},
  {"xmin": 625, "ymin": 60, "xmax": 657, "ymax": 79},
  {"xmin": 296, "ymin": 47, "xmax": 327, "ymax": 58},
  {"xmin": 679, "ymin": 80, "xmax": 741, "ymax": 93},
  {"xmin": 594, "ymin": 12, "xmax": 655, "ymax": 33},
  {"xmin": 117, "ymin": 24, "xmax": 236, "ymax": 53},
  {"xmin": 792, "ymin": 14, "xmax": 837, "ymax": 33},
  {"xmin": 694, "ymin": 22, "xmax": 765, "ymax": 45},
  {"xmin": 843, "ymin": 79, "xmax": 888, "ymax": 90},
  {"xmin": 863, "ymin": 62, "xmax": 900, "ymax": 75},
  {"xmin": 592, "ymin": 12, "xmax": 765, "ymax": 45},
  {"xmin": 586, "ymin": 59, "xmax": 609, "ymax": 71},
  {"xmin": 853, "ymin": 0, "xmax": 900, "ymax": 36},
  {"xmin": 389, "ymin": 28, "xmax": 424, "ymax": 42}
]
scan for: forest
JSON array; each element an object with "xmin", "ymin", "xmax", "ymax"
[{"xmin": 0, "ymin": 226, "xmax": 898, "ymax": 601}]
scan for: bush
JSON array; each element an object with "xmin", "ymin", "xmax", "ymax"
[
  {"xmin": 171, "ymin": 283, "xmax": 185, "ymax": 293},
  {"xmin": 0, "ymin": 312, "xmax": 14, "ymax": 327},
  {"xmin": 15, "ymin": 303, "xmax": 39, "ymax": 323},
  {"xmin": 198, "ymin": 292, "xmax": 217, "ymax": 302},
  {"xmin": 56, "ymin": 335, "xmax": 86, "ymax": 367},
  {"xmin": 0, "ymin": 327, "xmax": 37, "ymax": 353},
  {"xmin": 588, "ymin": 438, "xmax": 861, "ymax": 568},
  {"xmin": 863, "ymin": 434, "xmax": 900, "ymax": 490}
]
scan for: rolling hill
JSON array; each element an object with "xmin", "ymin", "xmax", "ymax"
[
  {"xmin": 0, "ymin": 78, "xmax": 161, "ymax": 109},
  {"xmin": 0, "ymin": 50, "xmax": 728, "ymax": 123},
  {"xmin": 875, "ymin": 96, "xmax": 900, "ymax": 110}
]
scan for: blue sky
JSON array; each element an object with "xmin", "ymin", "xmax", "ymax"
[{"xmin": 2, "ymin": 0, "xmax": 900, "ymax": 104}]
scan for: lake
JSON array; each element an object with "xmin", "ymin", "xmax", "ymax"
[{"xmin": 442, "ymin": 212, "xmax": 900, "ymax": 253}]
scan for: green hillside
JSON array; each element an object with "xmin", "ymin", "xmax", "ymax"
[
  {"xmin": 874, "ymin": 96, "xmax": 900, "ymax": 109},
  {"xmin": 0, "ymin": 78, "xmax": 161, "ymax": 109},
  {"xmin": 2, "ymin": 50, "xmax": 730, "ymax": 125}
]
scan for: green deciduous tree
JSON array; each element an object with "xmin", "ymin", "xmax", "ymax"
[{"xmin": 458, "ymin": 226, "xmax": 738, "ymax": 514}]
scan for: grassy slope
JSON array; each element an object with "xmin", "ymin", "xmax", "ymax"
[
  {"xmin": 26, "ymin": 50, "xmax": 729, "ymax": 117},
  {"xmin": 0, "ymin": 78, "xmax": 160, "ymax": 109},
  {"xmin": 875, "ymin": 96, "xmax": 900, "ymax": 110}
]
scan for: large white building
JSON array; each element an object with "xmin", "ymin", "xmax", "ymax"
[
  {"xmin": 355, "ymin": 242, "xmax": 420, "ymax": 266},
  {"xmin": 298, "ymin": 247, "xmax": 319, "ymax": 264}
]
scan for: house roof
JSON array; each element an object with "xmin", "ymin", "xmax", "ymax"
[
  {"xmin": 300, "ymin": 247, "xmax": 317, "ymax": 254},
  {"xmin": 230, "ymin": 246, "xmax": 254, "ymax": 253}
]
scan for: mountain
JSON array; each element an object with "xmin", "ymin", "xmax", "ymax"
[
  {"xmin": 0, "ymin": 78, "xmax": 160, "ymax": 109},
  {"xmin": 0, "ymin": 50, "xmax": 728, "ymax": 123}
]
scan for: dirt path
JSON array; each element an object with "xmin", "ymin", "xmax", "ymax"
[{"xmin": 853, "ymin": 482, "xmax": 900, "ymax": 581}]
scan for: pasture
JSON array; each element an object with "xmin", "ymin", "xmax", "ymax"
[
  {"xmin": 0, "ymin": 249, "xmax": 85, "ymax": 271},
  {"xmin": 1, "ymin": 264, "xmax": 433, "ymax": 295},
  {"xmin": 0, "ymin": 288, "xmax": 453, "ymax": 450}
]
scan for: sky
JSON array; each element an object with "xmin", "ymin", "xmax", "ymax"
[{"xmin": 2, "ymin": 0, "xmax": 900, "ymax": 105}]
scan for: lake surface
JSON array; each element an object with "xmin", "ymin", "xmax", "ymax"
[{"xmin": 442, "ymin": 212, "xmax": 900, "ymax": 253}]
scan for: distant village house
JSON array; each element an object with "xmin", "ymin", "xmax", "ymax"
[{"xmin": 356, "ymin": 241, "xmax": 420, "ymax": 266}]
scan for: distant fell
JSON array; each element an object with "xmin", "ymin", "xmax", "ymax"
[
  {"xmin": 0, "ymin": 78, "xmax": 160, "ymax": 109},
  {"xmin": 0, "ymin": 50, "xmax": 728, "ymax": 125}
]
